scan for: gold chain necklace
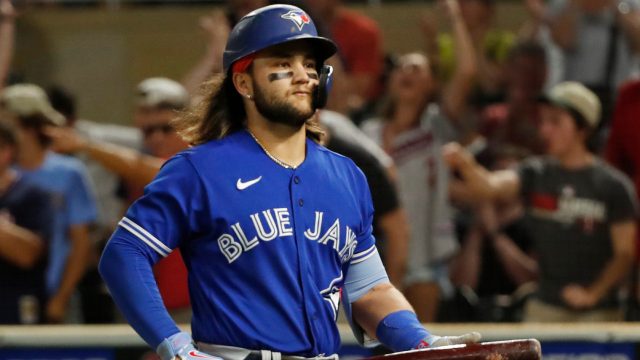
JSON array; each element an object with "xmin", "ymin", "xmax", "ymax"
[{"xmin": 247, "ymin": 130, "xmax": 296, "ymax": 169}]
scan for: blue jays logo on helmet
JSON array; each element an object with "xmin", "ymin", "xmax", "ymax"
[
  {"xmin": 222, "ymin": 4, "xmax": 337, "ymax": 74},
  {"xmin": 281, "ymin": 10, "xmax": 311, "ymax": 31}
]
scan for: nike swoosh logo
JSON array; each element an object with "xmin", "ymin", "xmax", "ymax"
[
  {"xmin": 236, "ymin": 176, "xmax": 262, "ymax": 190},
  {"xmin": 188, "ymin": 350, "xmax": 218, "ymax": 359}
]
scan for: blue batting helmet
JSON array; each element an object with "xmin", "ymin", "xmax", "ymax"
[{"xmin": 222, "ymin": 4, "xmax": 338, "ymax": 74}]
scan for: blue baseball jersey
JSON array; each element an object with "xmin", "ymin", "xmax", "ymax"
[{"xmin": 111, "ymin": 130, "xmax": 376, "ymax": 356}]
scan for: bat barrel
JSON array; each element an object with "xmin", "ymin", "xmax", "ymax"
[{"xmin": 365, "ymin": 339, "xmax": 542, "ymax": 360}]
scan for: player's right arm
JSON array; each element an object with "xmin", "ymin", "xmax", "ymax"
[
  {"xmin": 443, "ymin": 142, "xmax": 521, "ymax": 203},
  {"xmin": 98, "ymin": 155, "xmax": 218, "ymax": 360}
]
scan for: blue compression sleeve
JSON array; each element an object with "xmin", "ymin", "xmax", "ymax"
[
  {"xmin": 344, "ymin": 247, "xmax": 389, "ymax": 301},
  {"xmin": 99, "ymin": 236, "xmax": 181, "ymax": 348},
  {"xmin": 376, "ymin": 310, "xmax": 431, "ymax": 352}
]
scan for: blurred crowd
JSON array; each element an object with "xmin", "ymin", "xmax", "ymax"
[{"xmin": 1, "ymin": 0, "xmax": 640, "ymax": 328}]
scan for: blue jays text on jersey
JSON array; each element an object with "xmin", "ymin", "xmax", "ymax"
[{"xmin": 109, "ymin": 130, "xmax": 377, "ymax": 356}]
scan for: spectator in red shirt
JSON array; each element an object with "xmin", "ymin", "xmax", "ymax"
[
  {"xmin": 606, "ymin": 79, "xmax": 640, "ymax": 206},
  {"xmin": 305, "ymin": 0, "xmax": 384, "ymax": 116}
]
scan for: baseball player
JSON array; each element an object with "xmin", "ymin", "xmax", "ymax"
[{"xmin": 98, "ymin": 5, "xmax": 480, "ymax": 360}]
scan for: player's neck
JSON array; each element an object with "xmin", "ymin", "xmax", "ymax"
[{"xmin": 246, "ymin": 120, "xmax": 307, "ymax": 169}]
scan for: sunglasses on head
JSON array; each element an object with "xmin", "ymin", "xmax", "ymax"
[{"xmin": 141, "ymin": 123, "xmax": 174, "ymax": 138}]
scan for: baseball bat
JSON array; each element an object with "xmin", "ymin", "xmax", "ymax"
[{"xmin": 365, "ymin": 339, "xmax": 541, "ymax": 360}]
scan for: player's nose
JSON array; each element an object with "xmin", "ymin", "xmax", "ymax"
[{"xmin": 291, "ymin": 62, "xmax": 311, "ymax": 84}]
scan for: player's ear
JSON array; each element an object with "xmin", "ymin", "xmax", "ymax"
[{"xmin": 232, "ymin": 72, "xmax": 253, "ymax": 100}]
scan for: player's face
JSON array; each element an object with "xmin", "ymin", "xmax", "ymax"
[
  {"xmin": 134, "ymin": 108, "xmax": 187, "ymax": 159},
  {"xmin": 538, "ymin": 104, "xmax": 585, "ymax": 157},
  {"xmin": 249, "ymin": 42, "xmax": 319, "ymax": 129}
]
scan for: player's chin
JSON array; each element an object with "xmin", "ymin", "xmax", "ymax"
[{"xmin": 291, "ymin": 99, "xmax": 314, "ymax": 114}]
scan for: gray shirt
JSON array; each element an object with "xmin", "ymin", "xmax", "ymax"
[{"xmin": 519, "ymin": 157, "xmax": 638, "ymax": 308}]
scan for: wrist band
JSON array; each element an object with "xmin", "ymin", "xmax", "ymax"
[
  {"xmin": 375, "ymin": 310, "xmax": 430, "ymax": 352},
  {"xmin": 157, "ymin": 331, "xmax": 193, "ymax": 360}
]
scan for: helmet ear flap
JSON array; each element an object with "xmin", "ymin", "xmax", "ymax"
[{"xmin": 313, "ymin": 65, "xmax": 333, "ymax": 110}]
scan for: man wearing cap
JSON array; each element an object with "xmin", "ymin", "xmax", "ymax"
[
  {"xmin": 46, "ymin": 78, "xmax": 193, "ymax": 323},
  {"xmin": 99, "ymin": 4, "xmax": 480, "ymax": 360},
  {"xmin": 132, "ymin": 77, "xmax": 192, "ymax": 322},
  {"xmin": 444, "ymin": 81, "xmax": 638, "ymax": 322},
  {"xmin": 0, "ymin": 83, "xmax": 98, "ymax": 323}
]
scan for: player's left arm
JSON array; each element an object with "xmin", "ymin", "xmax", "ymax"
[
  {"xmin": 345, "ymin": 161, "xmax": 480, "ymax": 352},
  {"xmin": 348, "ymin": 259, "xmax": 481, "ymax": 352}
]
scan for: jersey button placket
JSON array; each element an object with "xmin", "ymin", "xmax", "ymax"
[
  {"xmin": 294, "ymin": 176, "xmax": 303, "ymax": 206},
  {"xmin": 289, "ymin": 170, "xmax": 316, "ymax": 350}
]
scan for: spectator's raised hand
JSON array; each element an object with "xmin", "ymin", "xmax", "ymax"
[
  {"xmin": 0, "ymin": 0, "xmax": 16, "ymax": 20},
  {"xmin": 419, "ymin": 10, "xmax": 439, "ymax": 44},
  {"xmin": 200, "ymin": 11, "xmax": 230, "ymax": 58},
  {"xmin": 524, "ymin": 0, "xmax": 547, "ymax": 21},
  {"xmin": 440, "ymin": 0, "xmax": 463, "ymax": 21},
  {"xmin": 182, "ymin": 10, "xmax": 231, "ymax": 97}
]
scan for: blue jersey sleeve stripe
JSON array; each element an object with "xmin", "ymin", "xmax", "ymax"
[
  {"xmin": 350, "ymin": 246, "xmax": 378, "ymax": 264},
  {"xmin": 121, "ymin": 217, "xmax": 172, "ymax": 254},
  {"xmin": 351, "ymin": 245, "xmax": 376, "ymax": 261},
  {"xmin": 118, "ymin": 220, "xmax": 169, "ymax": 257}
]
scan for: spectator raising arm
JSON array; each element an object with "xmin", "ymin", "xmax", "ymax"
[
  {"xmin": 0, "ymin": 0, "xmax": 16, "ymax": 90},
  {"xmin": 46, "ymin": 126, "xmax": 163, "ymax": 188},
  {"xmin": 440, "ymin": 0, "xmax": 477, "ymax": 123},
  {"xmin": 443, "ymin": 142, "xmax": 521, "ymax": 202},
  {"xmin": 181, "ymin": 11, "xmax": 230, "ymax": 98},
  {"xmin": 614, "ymin": 0, "xmax": 640, "ymax": 53}
]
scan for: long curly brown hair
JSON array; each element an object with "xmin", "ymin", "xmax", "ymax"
[{"xmin": 173, "ymin": 73, "xmax": 323, "ymax": 146}]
